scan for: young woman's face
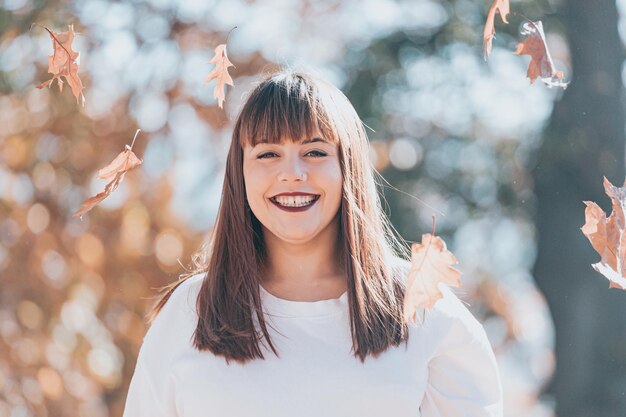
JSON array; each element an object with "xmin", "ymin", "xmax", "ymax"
[{"xmin": 242, "ymin": 133, "xmax": 343, "ymax": 245}]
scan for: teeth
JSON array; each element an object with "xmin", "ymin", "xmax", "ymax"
[{"xmin": 273, "ymin": 195, "xmax": 317, "ymax": 207}]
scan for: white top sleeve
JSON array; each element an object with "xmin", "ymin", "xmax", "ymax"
[
  {"xmin": 122, "ymin": 276, "xmax": 202, "ymax": 417},
  {"xmin": 122, "ymin": 354, "xmax": 177, "ymax": 417},
  {"xmin": 419, "ymin": 286, "xmax": 503, "ymax": 417}
]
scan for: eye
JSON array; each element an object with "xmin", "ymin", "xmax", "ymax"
[
  {"xmin": 305, "ymin": 150, "xmax": 327, "ymax": 157},
  {"xmin": 257, "ymin": 152, "xmax": 278, "ymax": 159}
]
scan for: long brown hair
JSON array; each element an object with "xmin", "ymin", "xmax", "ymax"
[{"xmin": 151, "ymin": 70, "xmax": 411, "ymax": 363}]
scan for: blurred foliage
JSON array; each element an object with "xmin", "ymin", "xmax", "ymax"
[
  {"xmin": 0, "ymin": 0, "xmax": 591, "ymax": 415},
  {"xmin": 531, "ymin": 0, "xmax": 626, "ymax": 415}
]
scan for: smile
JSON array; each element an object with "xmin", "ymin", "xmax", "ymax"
[{"xmin": 269, "ymin": 194, "xmax": 320, "ymax": 212}]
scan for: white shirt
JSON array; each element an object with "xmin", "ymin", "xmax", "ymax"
[{"xmin": 123, "ymin": 274, "xmax": 503, "ymax": 417}]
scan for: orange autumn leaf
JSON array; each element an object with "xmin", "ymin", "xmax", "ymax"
[
  {"xmin": 581, "ymin": 177, "xmax": 626, "ymax": 290},
  {"xmin": 36, "ymin": 24, "xmax": 85, "ymax": 105},
  {"xmin": 514, "ymin": 20, "xmax": 568, "ymax": 89},
  {"xmin": 403, "ymin": 233, "xmax": 462, "ymax": 324},
  {"xmin": 205, "ymin": 44, "xmax": 234, "ymax": 109},
  {"xmin": 72, "ymin": 132, "xmax": 142, "ymax": 218},
  {"xmin": 483, "ymin": 0, "xmax": 510, "ymax": 60}
]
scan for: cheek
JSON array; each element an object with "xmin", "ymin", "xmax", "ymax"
[
  {"xmin": 243, "ymin": 164, "xmax": 274, "ymax": 213},
  {"xmin": 243, "ymin": 164, "xmax": 262, "ymax": 205},
  {"xmin": 323, "ymin": 162, "xmax": 343, "ymax": 202}
]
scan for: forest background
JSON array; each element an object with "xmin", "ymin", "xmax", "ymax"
[{"xmin": 1, "ymin": 0, "xmax": 625, "ymax": 416}]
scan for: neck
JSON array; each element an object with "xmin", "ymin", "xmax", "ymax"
[{"xmin": 261, "ymin": 216, "xmax": 346, "ymax": 300}]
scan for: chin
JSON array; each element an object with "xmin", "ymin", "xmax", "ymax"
[
  {"xmin": 273, "ymin": 229, "xmax": 321, "ymax": 244},
  {"xmin": 279, "ymin": 233, "xmax": 319, "ymax": 244}
]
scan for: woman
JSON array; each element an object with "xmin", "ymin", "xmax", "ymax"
[{"xmin": 123, "ymin": 71, "xmax": 503, "ymax": 416}]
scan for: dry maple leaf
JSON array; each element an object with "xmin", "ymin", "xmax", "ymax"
[
  {"xmin": 581, "ymin": 177, "xmax": 626, "ymax": 290},
  {"xmin": 403, "ymin": 232, "xmax": 462, "ymax": 325},
  {"xmin": 514, "ymin": 20, "xmax": 568, "ymax": 89},
  {"xmin": 36, "ymin": 24, "xmax": 85, "ymax": 105},
  {"xmin": 72, "ymin": 131, "xmax": 142, "ymax": 218},
  {"xmin": 205, "ymin": 44, "xmax": 234, "ymax": 109},
  {"xmin": 483, "ymin": 0, "xmax": 510, "ymax": 60}
]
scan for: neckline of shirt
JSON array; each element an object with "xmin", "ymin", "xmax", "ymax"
[{"xmin": 258, "ymin": 284, "xmax": 348, "ymax": 318}]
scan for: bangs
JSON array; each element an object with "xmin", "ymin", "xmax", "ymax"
[{"xmin": 237, "ymin": 73, "xmax": 340, "ymax": 148}]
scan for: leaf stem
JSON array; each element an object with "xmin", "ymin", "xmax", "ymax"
[
  {"xmin": 225, "ymin": 26, "xmax": 238, "ymax": 45},
  {"xmin": 511, "ymin": 11, "xmax": 539, "ymax": 29},
  {"xmin": 129, "ymin": 129, "xmax": 141, "ymax": 150}
]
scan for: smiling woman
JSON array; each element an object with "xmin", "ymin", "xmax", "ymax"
[{"xmin": 122, "ymin": 71, "xmax": 503, "ymax": 417}]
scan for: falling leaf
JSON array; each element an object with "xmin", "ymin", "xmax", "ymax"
[
  {"xmin": 403, "ymin": 232, "xmax": 462, "ymax": 324},
  {"xmin": 205, "ymin": 44, "xmax": 234, "ymax": 109},
  {"xmin": 36, "ymin": 24, "xmax": 85, "ymax": 105},
  {"xmin": 581, "ymin": 177, "xmax": 626, "ymax": 290},
  {"xmin": 514, "ymin": 20, "xmax": 568, "ymax": 89},
  {"xmin": 483, "ymin": 0, "xmax": 510, "ymax": 60},
  {"xmin": 72, "ymin": 131, "xmax": 142, "ymax": 218}
]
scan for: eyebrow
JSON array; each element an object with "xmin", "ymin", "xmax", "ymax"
[
  {"xmin": 252, "ymin": 137, "xmax": 328, "ymax": 148},
  {"xmin": 301, "ymin": 137, "xmax": 327, "ymax": 144}
]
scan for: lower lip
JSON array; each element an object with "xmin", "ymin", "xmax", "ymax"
[{"xmin": 270, "ymin": 197, "xmax": 319, "ymax": 213}]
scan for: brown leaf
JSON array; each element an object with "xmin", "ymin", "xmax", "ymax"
[
  {"xmin": 403, "ymin": 233, "xmax": 462, "ymax": 324},
  {"xmin": 97, "ymin": 146, "xmax": 142, "ymax": 183},
  {"xmin": 483, "ymin": 0, "xmax": 510, "ymax": 60},
  {"xmin": 72, "ymin": 146, "xmax": 142, "ymax": 218},
  {"xmin": 205, "ymin": 44, "xmax": 234, "ymax": 109},
  {"xmin": 514, "ymin": 20, "xmax": 568, "ymax": 89},
  {"xmin": 36, "ymin": 24, "xmax": 85, "ymax": 105},
  {"xmin": 581, "ymin": 177, "xmax": 626, "ymax": 290}
]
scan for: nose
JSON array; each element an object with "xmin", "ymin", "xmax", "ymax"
[{"xmin": 277, "ymin": 155, "xmax": 307, "ymax": 182}]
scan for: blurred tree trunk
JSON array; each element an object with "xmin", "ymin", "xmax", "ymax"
[{"xmin": 532, "ymin": 0, "xmax": 626, "ymax": 415}]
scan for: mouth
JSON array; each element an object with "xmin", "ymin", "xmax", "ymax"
[{"xmin": 269, "ymin": 194, "xmax": 320, "ymax": 212}]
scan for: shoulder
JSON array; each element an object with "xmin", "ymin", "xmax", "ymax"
[
  {"xmin": 419, "ymin": 285, "xmax": 490, "ymax": 356},
  {"xmin": 430, "ymin": 285, "xmax": 484, "ymax": 330},
  {"xmin": 389, "ymin": 254, "xmax": 485, "ymax": 338},
  {"xmin": 140, "ymin": 273, "xmax": 205, "ymax": 359},
  {"xmin": 154, "ymin": 273, "xmax": 205, "ymax": 320},
  {"xmin": 387, "ymin": 254, "xmax": 489, "ymax": 356}
]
